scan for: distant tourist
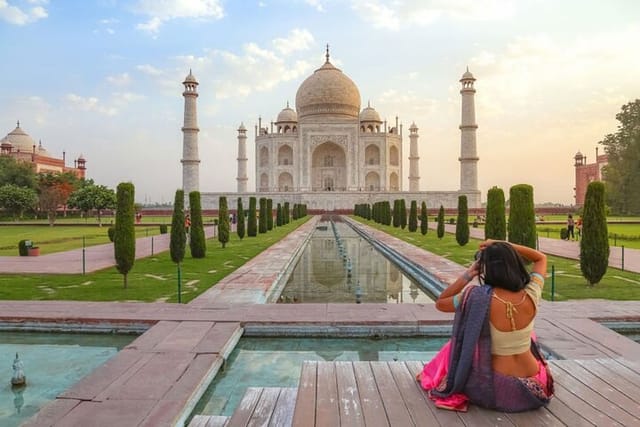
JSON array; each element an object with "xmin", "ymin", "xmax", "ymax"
[
  {"xmin": 576, "ymin": 216, "xmax": 583, "ymax": 241},
  {"xmin": 567, "ymin": 214, "xmax": 575, "ymax": 240},
  {"xmin": 416, "ymin": 240, "xmax": 554, "ymax": 412}
]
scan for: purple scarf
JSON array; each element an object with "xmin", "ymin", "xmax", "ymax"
[{"xmin": 432, "ymin": 284, "xmax": 553, "ymax": 412}]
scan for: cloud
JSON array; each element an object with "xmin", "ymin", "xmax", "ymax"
[
  {"xmin": 350, "ymin": 0, "xmax": 515, "ymax": 30},
  {"xmin": 134, "ymin": 0, "xmax": 224, "ymax": 35},
  {"xmin": 306, "ymin": 0, "xmax": 325, "ymax": 12},
  {"xmin": 0, "ymin": 0, "xmax": 48, "ymax": 25},
  {"xmin": 64, "ymin": 91, "xmax": 143, "ymax": 116},
  {"xmin": 106, "ymin": 73, "xmax": 132, "ymax": 86},
  {"xmin": 272, "ymin": 28, "xmax": 315, "ymax": 55}
]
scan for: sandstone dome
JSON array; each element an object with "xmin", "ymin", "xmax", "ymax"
[{"xmin": 295, "ymin": 59, "xmax": 361, "ymax": 120}]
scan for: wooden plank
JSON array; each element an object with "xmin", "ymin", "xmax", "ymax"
[
  {"xmin": 387, "ymin": 362, "xmax": 440, "ymax": 427},
  {"xmin": 552, "ymin": 361, "xmax": 640, "ymax": 426},
  {"xmin": 458, "ymin": 405, "xmax": 515, "ymax": 426},
  {"xmin": 614, "ymin": 358, "xmax": 640, "ymax": 375},
  {"xmin": 188, "ymin": 415, "xmax": 211, "ymax": 427},
  {"xmin": 206, "ymin": 416, "xmax": 230, "ymax": 427},
  {"xmin": 315, "ymin": 362, "xmax": 340, "ymax": 427},
  {"xmin": 550, "ymin": 377, "xmax": 620, "ymax": 426},
  {"xmin": 227, "ymin": 387, "xmax": 262, "ymax": 427},
  {"xmin": 579, "ymin": 359, "xmax": 640, "ymax": 402},
  {"xmin": 353, "ymin": 361, "xmax": 389, "ymax": 427},
  {"xmin": 292, "ymin": 361, "xmax": 317, "ymax": 427},
  {"xmin": 405, "ymin": 360, "xmax": 465, "ymax": 427},
  {"xmin": 505, "ymin": 408, "xmax": 565, "ymax": 427},
  {"xmin": 369, "ymin": 361, "xmax": 414, "ymax": 426},
  {"xmin": 535, "ymin": 399, "xmax": 594, "ymax": 427},
  {"xmin": 335, "ymin": 361, "xmax": 365, "ymax": 427},
  {"xmin": 269, "ymin": 388, "xmax": 297, "ymax": 427},
  {"xmin": 247, "ymin": 387, "xmax": 281, "ymax": 427}
]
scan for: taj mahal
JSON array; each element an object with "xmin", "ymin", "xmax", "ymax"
[{"xmin": 181, "ymin": 47, "xmax": 480, "ymax": 211}]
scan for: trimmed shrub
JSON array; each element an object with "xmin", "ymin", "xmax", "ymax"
[
  {"xmin": 189, "ymin": 191, "xmax": 206, "ymax": 258},
  {"xmin": 259, "ymin": 198, "xmax": 267, "ymax": 233},
  {"xmin": 159, "ymin": 224, "xmax": 168, "ymax": 234},
  {"xmin": 393, "ymin": 199, "xmax": 400, "ymax": 227},
  {"xmin": 560, "ymin": 228, "xmax": 569, "ymax": 240},
  {"xmin": 18, "ymin": 239, "xmax": 29, "ymax": 256},
  {"xmin": 267, "ymin": 199, "xmax": 274, "ymax": 230},
  {"xmin": 420, "ymin": 201, "xmax": 428, "ymax": 235},
  {"xmin": 437, "ymin": 205, "xmax": 445, "ymax": 239},
  {"xmin": 408, "ymin": 200, "xmax": 418, "ymax": 232},
  {"xmin": 508, "ymin": 184, "xmax": 536, "ymax": 248},
  {"xmin": 218, "ymin": 196, "xmax": 230, "ymax": 248},
  {"xmin": 237, "ymin": 198, "xmax": 245, "ymax": 239},
  {"xmin": 449, "ymin": 218, "xmax": 455, "ymax": 224},
  {"xmin": 107, "ymin": 227, "xmax": 116, "ymax": 242},
  {"xmin": 114, "ymin": 182, "xmax": 135, "ymax": 288},
  {"xmin": 455, "ymin": 195, "xmax": 469, "ymax": 246},
  {"xmin": 485, "ymin": 186, "xmax": 506, "ymax": 240},
  {"xmin": 248, "ymin": 197, "xmax": 257, "ymax": 236},
  {"xmin": 400, "ymin": 199, "xmax": 407, "ymax": 229},
  {"xmin": 283, "ymin": 202, "xmax": 290, "ymax": 224},
  {"xmin": 276, "ymin": 203, "xmax": 283, "ymax": 227},
  {"xmin": 170, "ymin": 189, "xmax": 186, "ymax": 264},
  {"xmin": 580, "ymin": 181, "xmax": 609, "ymax": 285}
]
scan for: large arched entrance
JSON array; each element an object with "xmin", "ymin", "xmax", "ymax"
[
  {"xmin": 278, "ymin": 172, "xmax": 293, "ymax": 191},
  {"xmin": 311, "ymin": 142, "xmax": 346, "ymax": 191}
]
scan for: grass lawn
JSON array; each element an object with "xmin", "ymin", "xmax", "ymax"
[
  {"xmin": 353, "ymin": 217, "xmax": 640, "ymax": 302},
  {"xmin": 0, "ymin": 225, "xmax": 164, "ymax": 256},
  {"xmin": 0, "ymin": 218, "xmax": 308, "ymax": 303}
]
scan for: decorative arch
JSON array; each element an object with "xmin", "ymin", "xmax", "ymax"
[
  {"xmin": 389, "ymin": 145, "xmax": 399, "ymax": 166},
  {"xmin": 278, "ymin": 172, "xmax": 293, "ymax": 191},
  {"xmin": 389, "ymin": 172, "xmax": 399, "ymax": 191},
  {"xmin": 365, "ymin": 144, "xmax": 380, "ymax": 166},
  {"xmin": 260, "ymin": 173, "xmax": 269, "ymax": 191},
  {"xmin": 311, "ymin": 141, "xmax": 347, "ymax": 191},
  {"xmin": 278, "ymin": 145, "xmax": 293, "ymax": 166},
  {"xmin": 259, "ymin": 146, "xmax": 269, "ymax": 167},
  {"xmin": 365, "ymin": 171, "xmax": 380, "ymax": 191}
]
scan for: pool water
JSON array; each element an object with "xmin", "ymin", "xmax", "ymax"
[
  {"xmin": 278, "ymin": 221, "xmax": 436, "ymax": 303},
  {"xmin": 0, "ymin": 332, "xmax": 136, "ymax": 426},
  {"xmin": 192, "ymin": 336, "xmax": 447, "ymax": 417}
]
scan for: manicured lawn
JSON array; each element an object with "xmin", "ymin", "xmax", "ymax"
[
  {"xmin": 353, "ymin": 218, "xmax": 640, "ymax": 301},
  {"xmin": 0, "ymin": 225, "xmax": 164, "ymax": 256},
  {"xmin": 0, "ymin": 218, "xmax": 308, "ymax": 303}
]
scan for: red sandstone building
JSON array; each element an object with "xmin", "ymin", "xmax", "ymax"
[
  {"xmin": 0, "ymin": 121, "xmax": 86, "ymax": 178},
  {"xmin": 574, "ymin": 148, "xmax": 607, "ymax": 207}
]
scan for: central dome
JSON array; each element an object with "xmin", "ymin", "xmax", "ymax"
[{"xmin": 295, "ymin": 59, "xmax": 361, "ymax": 120}]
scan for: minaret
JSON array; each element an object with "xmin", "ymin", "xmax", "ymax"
[
  {"xmin": 459, "ymin": 67, "xmax": 479, "ymax": 193},
  {"xmin": 408, "ymin": 122, "xmax": 420, "ymax": 191},
  {"xmin": 236, "ymin": 122, "xmax": 248, "ymax": 193},
  {"xmin": 181, "ymin": 69, "xmax": 200, "ymax": 199}
]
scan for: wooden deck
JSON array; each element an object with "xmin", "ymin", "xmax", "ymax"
[{"xmin": 192, "ymin": 358, "xmax": 640, "ymax": 426}]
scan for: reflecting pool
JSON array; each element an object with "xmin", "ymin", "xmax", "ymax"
[
  {"xmin": 0, "ymin": 332, "xmax": 136, "ymax": 426},
  {"xmin": 278, "ymin": 220, "xmax": 435, "ymax": 303},
  {"xmin": 192, "ymin": 336, "xmax": 447, "ymax": 417}
]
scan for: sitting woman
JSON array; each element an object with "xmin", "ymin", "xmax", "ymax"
[{"xmin": 417, "ymin": 240, "xmax": 554, "ymax": 412}]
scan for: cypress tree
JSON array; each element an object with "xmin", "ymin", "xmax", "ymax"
[
  {"xmin": 485, "ymin": 186, "xmax": 506, "ymax": 240},
  {"xmin": 259, "ymin": 197, "xmax": 267, "ymax": 233},
  {"xmin": 456, "ymin": 195, "xmax": 469, "ymax": 246},
  {"xmin": 580, "ymin": 181, "xmax": 609, "ymax": 285},
  {"xmin": 408, "ymin": 200, "xmax": 418, "ymax": 232},
  {"xmin": 276, "ymin": 202, "xmax": 283, "ymax": 226},
  {"xmin": 189, "ymin": 191, "xmax": 206, "ymax": 257},
  {"xmin": 508, "ymin": 184, "xmax": 536, "ymax": 248},
  {"xmin": 170, "ymin": 189, "xmax": 186, "ymax": 302},
  {"xmin": 114, "ymin": 182, "xmax": 135, "ymax": 289},
  {"xmin": 393, "ymin": 199, "xmax": 400, "ymax": 227},
  {"xmin": 384, "ymin": 201, "xmax": 392, "ymax": 225},
  {"xmin": 218, "ymin": 196, "xmax": 230, "ymax": 248},
  {"xmin": 400, "ymin": 199, "xmax": 407, "ymax": 229},
  {"xmin": 437, "ymin": 205, "xmax": 445, "ymax": 239},
  {"xmin": 248, "ymin": 197, "xmax": 257, "ymax": 237},
  {"xmin": 267, "ymin": 199, "xmax": 273, "ymax": 230},
  {"xmin": 237, "ymin": 198, "xmax": 245, "ymax": 239},
  {"xmin": 284, "ymin": 202, "xmax": 290, "ymax": 224},
  {"xmin": 420, "ymin": 201, "xmax": 428, "ymax": 235}
]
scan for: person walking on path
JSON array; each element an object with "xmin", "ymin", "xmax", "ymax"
[
  {"xmin": 576, "ymin": 216, "xmax": 583, "ymax": 241},
  {"xmin": 567, "ymin": 214, "xmax": 575, "ymax": 241}
]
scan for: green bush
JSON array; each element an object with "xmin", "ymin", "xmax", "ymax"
[
  {"xmin": 170, "ymin": 189, "xmax": 186, "ymax": 265},
  {"xmin": 267, "ymin": 199, "xmax": 274, "ymax": 230},
  {"xmin": 159, "ymin": 224, "xmax": 168, "ymax": 234},
  {"xmin": 189, "ymin": 191, "xmax": 206, "ymax": 258},
  {"xmin": 237, "ymin": 198, "xmax": 245, "ymax": 239},
  {"xmin": 508, "ymin": 184, "xmax": 536, "ymax": 248},
  {"xmin": 485, "ymin": 186, "xmax": 506, "ymax": 240},
  {"xmin": 18, "ymin": 239, "xmax": 29, "ymax": 256},
  {"xmin": 437, "ymin": 205, "xmax": 445, "ymax": 239},
  {"xmin": 448, "ymin": 218, "xmax": 455, "ymax": 224},
  {"xmin": 455, "ymin": 195, "xmax": 469, "ymax": 246},
  {"xmin": 107, "ymin": 227, "xmax": 116, "ymax": 242},
  {"xmin": 248, "ymin": 197, "xmax": 257, "ymax": 237},
  {"xmin": 114, "ymin": 182, "xmax": 135, "ymax": 288},
  {"xmin": 259, "ymin": 198, "xmax": 267, "ymax": 233},
  {"xmin": 408, "ymin": 200, "xmax": 418, "ymax": 232},
  {"xmin": 218, "ymin": 196, "xmax": 230, "ymax": 248},
  {"xmin": 420, "ymin": 201, "xmax": 428, "ymax": 235},
  {"xmin": 580, "ymin": 181, "xmax": 609, "ymax": 285},
  {"xmin": 560, "ymin": 228, "xmax": 568, "ymax": 240}
]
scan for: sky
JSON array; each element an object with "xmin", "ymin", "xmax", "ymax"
[{"xmin": 1, "ymin": 0, "xmax": 639, "ymax": 205}]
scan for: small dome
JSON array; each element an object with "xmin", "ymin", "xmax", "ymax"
[
  {"xmin": 276, "ymin": 103, "xmax": 298, "ymax": 123},
  {"xmin": 78, "ymin": 153, "xmax": 86, "ymax": 161},
  {"xmin": 409, "ymin": 122, "xmax": 418, "ymax": 131},
  {"xmin": 183, "ymin": 69, "xmax": 198, "ymax": 83},
  {"xmin": 238, "ymin": 122, "xmax": 246, "ymax": 131},
  {"xmin": 37, "ymin": 140, "xmax": 51, "ymax": 157},
  {"xmin": 461, "ymin": 67, "xmax": 475, "ymax": 81},
  {"xmin": 574, "ymin": 151, "xmax": 584, "ymax": 159},
  {"xmin": 295, "ymin": 55, "xmax": 361, "ymax": 120},
  {"xmin": 359, "ymin": 102, "xmax": 381, "ymax": 123},
  {"xmin": 1, "ymin": 122, "xmax": 37, "ymax": 153}
]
